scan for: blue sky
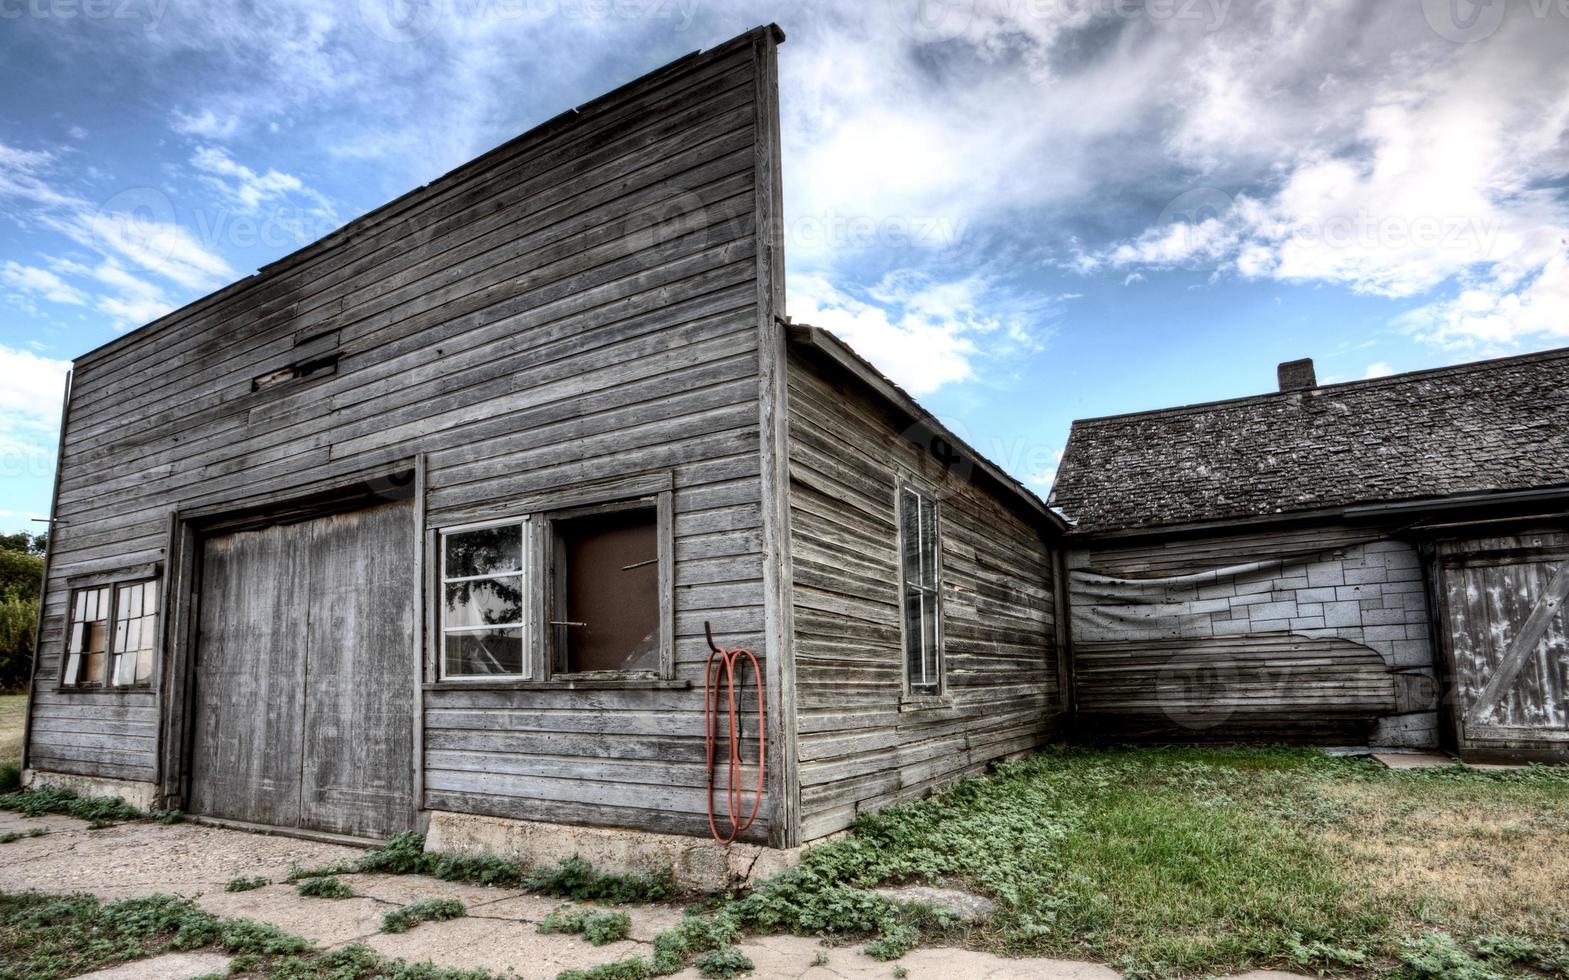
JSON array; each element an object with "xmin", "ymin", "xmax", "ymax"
[{"xmin": 2, "ymin": 0, "xmax": 1567, "ymax": 533}]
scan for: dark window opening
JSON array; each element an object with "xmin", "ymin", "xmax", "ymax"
[{"xmin": 552, "ymin": 507, "xmax": 660, "ymax": 675}]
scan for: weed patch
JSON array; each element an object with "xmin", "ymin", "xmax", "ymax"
[
  {"xmin": 539, "ymin": 905, "xmax": 632, "ymax": 946},
  {"xmin": 292, "ymin": 833, "xmax": 674, "ymax": 903},
  {"xmin": 0, "ymin": 828, "xmax": 44, "ymax": 844},
  {"xmin": 691, "ymin": 947, "xmax": 753, "ymax": 978},
  {"xmin": 0, "ymin": 786, "xmax": 141, "ymax": 824},
  {"xmin": 556, "ymin": 959, "xmax": 652, "ymax": 980},
  {"xmin": 296, "ymin": 876, "xmax": 353, "ymax": 900},
  {"xmin": 0, "ymin": 892, "xmax": 508, "ymax": 979},
  {"xmin": 224, "ymin": 875, "xmax": 270, "ymax": 893},
  {"xmin": 382, "ymin": 898, "xmax": 466, "ymax": 934}
]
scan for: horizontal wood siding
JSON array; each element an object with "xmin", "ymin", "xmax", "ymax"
[
  {"xmin": 29, "ymin": 32, "xmax": 779, "ymax": 841},
  {"xmin": 785, "ymin": 348, "xmax": 1063, "ymax": 842},
  {"xmin": 1068, "ymin": 525, "xmax": 1440, "ymax": 747}
]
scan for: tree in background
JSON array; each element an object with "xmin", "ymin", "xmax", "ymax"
[{"xmin": 0, "ymin": 532, "xmax": 46, "ymax": 692}]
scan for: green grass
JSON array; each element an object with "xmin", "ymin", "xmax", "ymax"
[
  {"xmin": 604, "ymin": 746, "xmax": 1569, "ymax": 979},
  {"xmin": 0, "ymin": 694, "xmax": 26, "ymax": 770},
  {"xmin": 0, "ymin": 892, "xmax": 500, "ymax": 980}
]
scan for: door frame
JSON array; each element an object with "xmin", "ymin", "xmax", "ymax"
[{"xmin": 156, "ymin": 460, "xmax": 423, "ymax": 822}]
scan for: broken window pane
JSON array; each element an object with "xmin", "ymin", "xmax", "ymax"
[
  {"xmin": 555, "ymin": 508, "xmax": 660, "ymax": 674},
  {"xmin": 444, "ymin": 628, "xmax": 524, "ymax": 677},
  {"xmin": 65, "ymin": 585, "xmax": 111, "ymax": 687},
  {"xmin": 110, "ymin": 579, "xmax": 158, "ymax": 686}
]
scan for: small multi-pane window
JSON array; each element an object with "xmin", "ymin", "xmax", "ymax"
[
  {"xmin": 63, "ymin": 579, "xmax": 158, "ymax": 688},
  {"xmin": 898, "ymin": 485, "xmax": 942, "ymax": 695},
  {"xmin": 440, "ymin": 520, "xmax": 529, "ymax": 678}
]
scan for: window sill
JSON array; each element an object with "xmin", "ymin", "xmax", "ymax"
[
  {"xmin": 899, "ymin": 694, "xmax": 953, "ymax": 712},
  {"xmin": 424, "ymin": 677, "xmax": 691, "ymax": 693},
  {"xmin": 54, "ymin": 685, "xmax": 155, "ymax": 694}
]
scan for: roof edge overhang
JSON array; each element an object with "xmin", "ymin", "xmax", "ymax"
[
  {"xmin": 1061, "ymin": 483, "xmax": 1569, "ymax": 545},
  {"xmin": 785, "ymin": 322, "xmax": 1067, "ymax": 537}
]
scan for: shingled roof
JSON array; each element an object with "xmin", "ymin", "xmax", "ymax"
[{"xmin": 1049, "ymin": 346, "xmax": 1569, "ymax": 534}]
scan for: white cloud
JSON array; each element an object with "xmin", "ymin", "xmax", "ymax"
[
  {"xmin": 1363, "ymin": 362, "xmax": 1395, "ymax": 379},
  {"xmin": 790, "ymin": 274, "xmax": 978, "ymax": 396},
  {"xmin": 789, "ymin": 268, "xmax": 1052, "ymax": 396},
  {"xmin": 0, "ymin": 136, "xmax": 235, "ymax": 322},
  {"xmin": 1082, "ymin": 4, "xmax": 1569, "ymax": 356},
  {"xmin": 1398, "ymin": 249, "xmax": 1569, "ymax": 353},
  {"xmin": 1027, "ymin": 448, "xmax": 1064, "ymax": 491},
  {"xmin": 51, "ymin": 208, "xmax": 235, "ymax": 293},
  {"xmin": 0, "ymin": 344, "xmax": 71, "ymax": 483},
  {"xmin": 0, "ymin": 142, "xmax": 88, "ymax": 211},
  {"xmin": 190, "ymin": 145, "xmax": 307, "ymax": 211},
  {"xmin": 88, "ymin": 259, "xmax": 177, "ymax": 328},
  {"xmin": 1, "ymin": 261, "xmax": 88, "ymax": 306},
  {"xmin": 171, "ymin": 108, "xmax": 240, "ymax": 139}
]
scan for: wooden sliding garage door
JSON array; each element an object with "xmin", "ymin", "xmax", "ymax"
[
  {"xmin": 187, "ymin": 500, "xmax": 416, "ymax": 838},
  {"xmin": 1435, "ymin": 529, "xmax": 1569, "ymax": 760}
]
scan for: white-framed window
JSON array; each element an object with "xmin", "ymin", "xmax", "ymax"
[
  {"xmin": 439, "ymin": 517, "xmax": 532, "ymax": 679},
  {"xmin": 897, "ymin": 484, "xmax": 943, "ymax": 695},
  {"xmin": 63, "ymin": 577, "xmax": 159, "ymax": 689}
]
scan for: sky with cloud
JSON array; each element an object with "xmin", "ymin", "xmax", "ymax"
[{"xmin": 1, "ymin": 0, "xmax": 1567, "ymax": 531}]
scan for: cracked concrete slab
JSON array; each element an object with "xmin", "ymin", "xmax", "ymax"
[
  {"xmin": 0, "ymin": 811, "xmax": 86, "ymax": 835},
  {"xmin": 363, "ymin": 914, "xmax": 648, "ymax": 978},
  {"xmin": 0, "ymin": 817, "xmax": 364, "ymax": 899},
  {"xmin": 336, "ymin": 872, "xmax": 526, "ymax": 908},
  {"xmin": 1, "ymin": 814, "xmax": 1320, "ymax": 980},
  {"xmin": 873, "ymin": 884, "xmax": 998, "ymax": 923},
  {"xmin": 665, "ymin": 934, "xmax": 1129, "ymax": 980},
  {"xmin": 67, "ymin": 951, "xmax": 233, "ymax": 979},
  {"xmin": 197, "ymin": 884, "xmax": 390, "ymax": 947},
  {"xmin": 1373, "ymin": 752, "xmax": 1461, "ymax": 769}
]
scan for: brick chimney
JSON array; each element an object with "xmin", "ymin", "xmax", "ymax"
[{"xmin": 1277, "ymin": 358, "xmax": 1316, "ymax": 392}]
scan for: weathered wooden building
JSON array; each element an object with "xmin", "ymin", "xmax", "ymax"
[
  {"xmin": 22, "ymin": 21, "xmax": 1564, "ymax": 864},
  {"xmin": 21, "ymin": 25, "xmax": 1071, "ymax": 854},
  {"xmin": 1049, "ymin": 351, "xmax": 1569, "ymax": 761}
]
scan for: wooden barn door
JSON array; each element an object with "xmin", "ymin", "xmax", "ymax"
[
  {"xmin": 188, "ymin": 500, "xmax": 416, "ymax": 838},
  {"xmin": 1436, "ymin": 531, "xmax": 1569, "ymax": 756}
]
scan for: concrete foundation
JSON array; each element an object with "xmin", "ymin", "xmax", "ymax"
[
  {"xmin": 423, "ymin": 810, "xmax": 821, "ymax": 892},
  {"xmin": 23, "ymin": 769, "xmax": 158, "ymax": 811}
]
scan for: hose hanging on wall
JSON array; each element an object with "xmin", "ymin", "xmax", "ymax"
[{"xmin": 703, "ymin": 620, "xmax": 765, "ymax": 844}]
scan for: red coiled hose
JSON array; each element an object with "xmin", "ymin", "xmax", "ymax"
[{"xmin": 703, "ymin": 621, "xmax": 765, "ymax": 844}]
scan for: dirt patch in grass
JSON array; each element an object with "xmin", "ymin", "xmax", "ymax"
[
  {"xmin": 0, "ymin": 695, "xmax": 25, "ymax": 768},
  {"xmin": 1319, "ymin": 776, "xmax": 1569, "ymax": 938}
]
